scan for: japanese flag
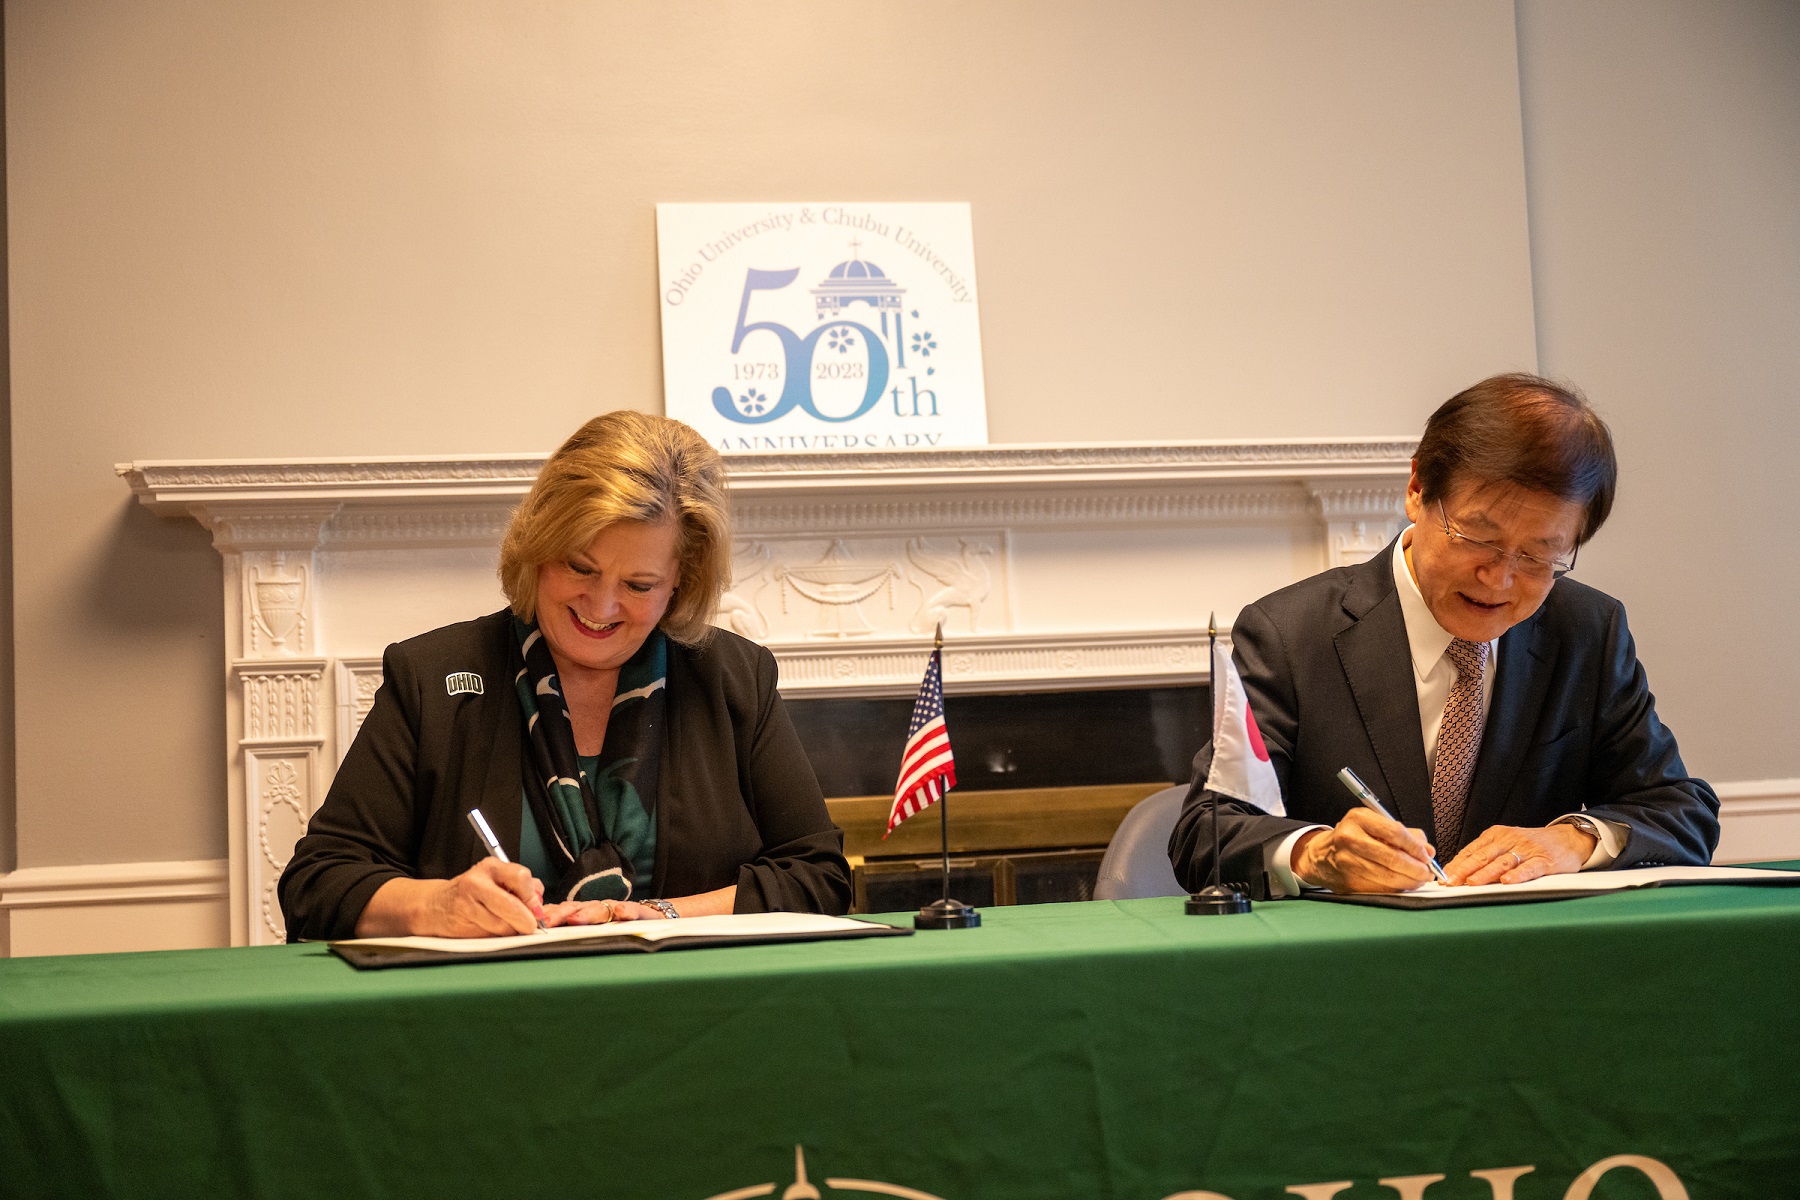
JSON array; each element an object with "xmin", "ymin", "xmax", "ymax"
[{"xmin": 1204, "ymin": 638, "xmax": 1285, "ymax": 815}]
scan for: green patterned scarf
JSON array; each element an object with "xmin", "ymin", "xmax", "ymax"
[{"xmin": 511, "ymin": 617, "xmax": 666, "ymax": 904}]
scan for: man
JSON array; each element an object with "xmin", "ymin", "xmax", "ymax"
[{"xmin": 1169, "ymin": 374, "xmax": 1717, "ymax": 897}]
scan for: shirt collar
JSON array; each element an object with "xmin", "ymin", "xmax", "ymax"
[{"xmin": 1392, "ymin": 526, "xmax": 1494, "ymax": 680}]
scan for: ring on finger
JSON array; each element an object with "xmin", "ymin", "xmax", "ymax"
[{"xmin": 1506, "ymin": 851, "xmax": 1522, "ymax": 867}]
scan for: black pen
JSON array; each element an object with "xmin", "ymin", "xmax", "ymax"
[
  {"xmin": 465, "ymin": 807, "xmax": 548, "ymax": 930},
  {"xmin": 1335, "ymin": 767, "xmax": 1451, "ymax": 884}
]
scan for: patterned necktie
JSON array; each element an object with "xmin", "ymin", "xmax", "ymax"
[{"xmin": 1431, "ymin": 638, "xmax": 1489, "ymax": 859}]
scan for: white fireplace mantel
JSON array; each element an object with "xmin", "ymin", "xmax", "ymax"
[
  {"xmin": 121, "ymin": 437, "xmax": 1415, "ymax": 503},
  {"xmin": 120, "ymin": 436, "xmax": 1417, "ymax": 548},
  {"xmin": 119, "ymin": 438, "xmax": 1413, "ymax": 945},
  {"xmin": 119, "ymin": 437, "xmax": 1419, "ymax": 696}
]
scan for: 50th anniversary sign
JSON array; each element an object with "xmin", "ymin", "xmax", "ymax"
[{"xmin": 657, "ymin": 202, "xmax": 989, "ymax": 452}]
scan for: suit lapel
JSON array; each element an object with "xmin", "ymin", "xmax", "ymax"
[
  {"xmin": 477, "ymin": 642, "xmax": 526, "ymax": 860},
  {"xmin": 1335, "ymin": 550, "xmax": 1434, "ymax": 837},
  {"xmin": 1457, "ymin": 612, "xmax": 1557, "ymax": 848}
]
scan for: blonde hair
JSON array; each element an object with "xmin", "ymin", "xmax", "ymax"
[{"xmin": 499, "ymin": 412, "xmax": 731, "ymax": 645}]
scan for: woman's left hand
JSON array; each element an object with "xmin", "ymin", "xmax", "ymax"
[{"xmin": 540, "ymin": 898, "xmax": 673, "ymax": 926}]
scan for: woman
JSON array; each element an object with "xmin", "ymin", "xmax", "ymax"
[{"xmin": 280, "ymin": 412, "xmax": 851, "ymax": 941}]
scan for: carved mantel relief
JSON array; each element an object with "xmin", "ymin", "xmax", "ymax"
[{"xmin": 776, "ymin": 540, "xmax": 903, "ymax": 638}]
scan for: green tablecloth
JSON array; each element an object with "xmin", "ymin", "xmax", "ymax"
[{"xmin": 4, "ymin": 875, "xmax": 1799, "ymax": 1199}]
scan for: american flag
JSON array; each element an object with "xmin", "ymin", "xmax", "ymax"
[{"xmin": 884, "ymin": 644, "xmax": 957, "ymax": 837}]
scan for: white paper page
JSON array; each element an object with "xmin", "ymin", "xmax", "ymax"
[
  {"xmin": 1403, "ymin": 864, "xmax": 1800, "ymax": 898},
  {"xmin": 620, "ymin": 911, "xmax": 878, "ymax": 942},
  {"xmin": 339, "ymin": 923, "xmax": 642, "ymax": 955},
  {"xmin": 336, "ymin": 910, "xmax": 878, "ymax": 954}
]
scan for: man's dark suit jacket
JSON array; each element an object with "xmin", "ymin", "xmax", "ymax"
[
  {"xmin": 1169, "ymin": 539, "xmax": 1718, "ymax": 897},
  {"xmin": 280, "ymin": 611, "xmax": 852, "ymax": 941}
]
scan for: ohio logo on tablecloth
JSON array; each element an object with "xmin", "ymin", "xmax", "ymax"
[
  {"xmin": 657, "ymin": 203, "xmax": 988, "ymax": 453},
  {"xmin": 698, "ymin": 1147, "xmax": 1697, "ymax": 1200}
]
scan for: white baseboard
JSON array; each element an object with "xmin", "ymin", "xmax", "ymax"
[
  {"xmin": 1713, "ymin": 778, "xmax": 1800, "ymax": 865},
  {"xmin": 0, "ymin": 859, "xmax": 230, "ymax": 957},
  {"xmin": 2, "ymin": 781, "xmax": 1796, "ymax": 957}
]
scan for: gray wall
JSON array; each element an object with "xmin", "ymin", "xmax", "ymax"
[
  {"xmin": 1517, "ymin": 0, "xmax": 1800, "ymax": 780},
  {"xmin": 3, "ymin": 0, "xmax": 1795, "ymax": 878},
  {"xmin": 5, "ymin": 0, "xmax": 1536, "ymax": 871},
  {"xmin": 1, "ymin": 8, "xmax": 13, "ymax": 961}
]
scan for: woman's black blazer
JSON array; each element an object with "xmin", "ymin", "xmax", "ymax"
[{"xmin": 279, "ymin": 611, "xmax": 851, "ymax": 941}]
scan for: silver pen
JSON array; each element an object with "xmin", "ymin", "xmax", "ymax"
[
  {"xmin": 1335, "ymin": 767, "xmax": 1451, "ymax": 884},
  {"xmin": 465, "ymin": 807, "xmax": 547, "ymax": 930}
]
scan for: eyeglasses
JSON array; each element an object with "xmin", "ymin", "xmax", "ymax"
[{"xmin": 1435, "ymin": 500, "xmax": 1578, "ymax": 579}]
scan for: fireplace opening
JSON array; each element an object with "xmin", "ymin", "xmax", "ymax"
[{"xmin": 786, "ymin": 684, "xmax": 1208, "ymax": 913}]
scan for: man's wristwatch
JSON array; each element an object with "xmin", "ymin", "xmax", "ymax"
[
  {"xmin": 1562, "ymin": 814, "xmax": 1600, "ymax": 841},
  {"xmin": 1559, "ymin": 815, "xmax": 1609, "ymax": 866},
  {"xmin": 640, "ymin": 898, "xmax": 679, "ymax": 919}
]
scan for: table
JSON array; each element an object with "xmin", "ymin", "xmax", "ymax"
[{"xmin": 5, "ymin": 875, "xmax": 1799, "ymax": 1200}]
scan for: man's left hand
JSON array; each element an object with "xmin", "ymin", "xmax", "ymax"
[{"xmin": 1444, "ymin": 823, "xmax": 1597, "ymax": 886}]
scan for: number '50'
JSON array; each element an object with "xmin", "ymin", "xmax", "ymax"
[{"xmin": 711, "ymin": 268, "xmax": 891, "ymax": 425}]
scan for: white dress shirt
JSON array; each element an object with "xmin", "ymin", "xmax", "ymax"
[{"xmin": 1264, "ymin": 527, "xmax": 1618, "ymax": 895}]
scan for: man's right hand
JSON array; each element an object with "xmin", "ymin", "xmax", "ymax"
[{"xmin": 1292, "ymin": 807, "xmax": 1437, "ymax": 893}]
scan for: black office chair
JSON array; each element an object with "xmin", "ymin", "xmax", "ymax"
[{"xmin": 1093, "ymin": 784, "xmax": 1189, "ymax": 900}]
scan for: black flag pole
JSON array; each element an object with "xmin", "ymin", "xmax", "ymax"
[
  {"xmin": 937, "ymin": 622, "xmax": 950, "ymax": 902},
  {"xmin": 938, "ymin": 762, "xmax": 951, "ymax": 906},
  {"xmin": 1188, "ymin": 611, "xmax": 1252, "ymax": 915},
  {"xmin": 917, "ymin": 622, "xmax": 979, "ymax": 930}
]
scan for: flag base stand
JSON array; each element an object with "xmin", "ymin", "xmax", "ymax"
[
  {"xmin": 1185, "ymin": 886, "xmax": 1252, "ymax": 916},
  {"xmin": 915, "ymin": 898, "xmax": 981, "ymax": 930}
]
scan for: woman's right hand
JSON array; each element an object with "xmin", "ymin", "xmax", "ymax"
[{"xmin": 354, "ymin": 859, "xmax": 546, "ymax": 938}]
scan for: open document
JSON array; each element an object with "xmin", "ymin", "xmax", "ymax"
[
  {"xmin": 329, "ymin": 911, "xmax": 910, "ymax": 970},
  {"xmin": 1303, "ymin": 864, "xmax": 1800, "ymax": 910}
]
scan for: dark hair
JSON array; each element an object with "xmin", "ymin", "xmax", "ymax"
[{"xmin": 1415, "ymin": 373, "xmax": 1617, "ymax": 544}]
